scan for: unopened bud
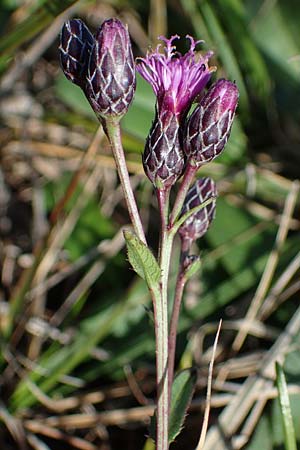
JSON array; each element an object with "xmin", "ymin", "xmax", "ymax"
[
  {"xmin": 59, "ymin": 19, "xmax": 94, "ymax": 89},
  {"xmin": 179, "ymin": 177, "xmax": 217, "ymax": 248},
  {"xmin": 86, "ymin": 18, "xmax": 136, "ymax": 119},
  {"xmin": 143, "ymin": 109, "xmax": 185, "ymax": 189},
  {"xmin": 184, "ymin": 79, "xmax": 238, "ymax": 166}
]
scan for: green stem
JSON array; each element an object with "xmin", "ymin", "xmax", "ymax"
[
  {"xmin": 153, "ymin": 282, "xmax": 169, "ymax": 450},
  {"xmin": 155, "ymin": 187, "xmax": 172, "ymax": 450},
  {"xmin": 169, "ymin": 163, "xmax": 197, "ymax": 226},
  {"xmin": 167, "ymin": 258, "xmax": 187, "ymax": 404},
  {"xmin": 157, "ymin": 188, "xmax": 170, "ymax": 260},
  {"xmin": 105, "ymin": 118, "xmax": 147, "ymax": 245}
]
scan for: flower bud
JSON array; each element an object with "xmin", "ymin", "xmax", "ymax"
[
  {"xmin": 143, "ymin": 109, "xmax": 185, "ymax": 189},
  {"xmin": 59, "ymin": 19, "xmax": 94, "ymax": 89},
  {"xmin": 86, "ymin": 18, "xmax": 136, "ymax": 119},
  {"xmin": 179, "ymin": 177, "xmax": 217, "ymax": 248},
  {"xmin": 184, "ymin": 79, "xmax": 238, "ymax": 166}
]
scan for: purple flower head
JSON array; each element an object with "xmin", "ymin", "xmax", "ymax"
[
  {"xmin": 184, "ymin": 79, "xmax": 239, "ymax": 166},
  {"xmin": 179, "ymin": 177, "xmax": 217, "ymax": 250},
  {"xmin": 86, "ymin": 18, "xmax": 136, "ymax": 118},
  {"xmin": 136, "ymin": 36, "xmax": 214, "ymax": 119},
  {"xmin": 59, "ymin": 19, "xmax": 95, "ymax": 89}
]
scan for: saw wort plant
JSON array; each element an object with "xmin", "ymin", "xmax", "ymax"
[{"xmin": 60, "ymin": 17, "xmax": 238, "ymax": 450}]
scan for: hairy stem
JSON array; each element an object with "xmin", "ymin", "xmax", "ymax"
[{"xmin": 105, "ymin": 118, "xmax": 147, "ymax": 245}]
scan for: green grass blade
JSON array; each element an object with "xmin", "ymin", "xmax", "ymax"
[
  {"xmin": 275, "ymin": 362, "xmax": 297, "ymax": 450},
  {"xmin": 196, "ymin": 0, "xmax": 249, "ymax": 112},
  {"xmin": 0, "ymin": 0, "xmax": 78, "ymax": 57}
]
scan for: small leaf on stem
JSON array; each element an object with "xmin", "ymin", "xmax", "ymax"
[
  {"xmin": 169, "ymin": 368, "xmax": 197, "ymax": 443},
  {"xmin": 148, "ymin": 368, "xmax": 197, "ymax": 444},
  {"xmin": 124, "ymin": 230, "xmax": 161, "ymax": 289}
]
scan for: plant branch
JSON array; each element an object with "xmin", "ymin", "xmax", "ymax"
[
  {"xmin": 104, "ymin": 118, "xmax": 146, "ymax": 245},
  {"xmin": 169, "ymin": 163, "xmax": 197, "ymax": 226},
  {"xmin": 157, "ymin": 188, "xmax": 170, "ymax": 260},
  {"xmin": 167, "ymin": 261, "xmax": 187, "ymax": 404}
]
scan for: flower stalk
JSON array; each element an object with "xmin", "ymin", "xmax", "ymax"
[
  {"xmin": 155, "ymin": 238, "xmax": 170, "ymax": 450},
  {"xmin": 155, "ymin": 187, "xmax": 171, "ymax": 449},
  {"xmin": 104, "ymin": 118, "xmax": 146, "ymax": 245}
]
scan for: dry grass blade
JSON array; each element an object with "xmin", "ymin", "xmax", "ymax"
[
  {"xmin": 149, "ymin": 0, "xmax": 167, "ymax": 44},
  {"xmin": 17, "ymin": 140, "xmax": 143, "ymax": 174},
  {"xmin": 0, "ymin": 403, "xmax": 27, "ymax": 450},
  {"xmin": 28, "ymin": 229, "xmax": 125, "ymax": 300},
  {"xmin": 232, "ymin": 180, "xmax": 299, "ymax": 351},
  {"xmin": 227, "ymin": 193, "xmax": 300, "ymax": 230},
  {"xmin": 27, "ymin": 160, "xmax": 104, "ymax": 359},
  {"xmin": 196, "ymin": 320, "xmax": 222, "ymax": 450},
  {"xmin": 18, "ymin": 381, "xmax": 150, "ymax": 414},
  {"xmin": 203, "ymin": 303, "xmax": 300, "ymax": 450},
  {"xmin": 124, "ymin": 364, "xmax": 150, "ymax": 406},
  {"xmin": 25, "ymin": 405, "xmax": 155, "ymax": 429},
  {"xmin": 27, "ymin": 433, "xmax": 52, "ymax": 450},
  {"xmin": 49, "ymin": 125, "xmax": 105, "ymax": 225},
  {"xmin": 258, "ymin": 250, "xmax": 300, "ymax": 319},
  {"xmin": 24, "ymin": 421, "xmax": 98, "ymax": 450},
  {"xmin": 0, "ymin": 4, "xmax": 78, "ymax": 93}
]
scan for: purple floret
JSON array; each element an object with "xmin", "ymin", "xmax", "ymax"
[{"xmin": 136, "ymin": 36, "xmax": 214, "ymax": 119}]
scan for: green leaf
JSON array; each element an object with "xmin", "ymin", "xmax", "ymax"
[
  {"xmin": 250, "ymin": 2, "xmax": 300, "ymax": 83},
  {"xmin": 149, "ymin": 368, "xmax": 197, "ymax": 443},
  {"xmin": 169, "ymin": 369, "xmax": 197, "ymax": 442},
  {"xmin": 216, "ymin": 0, "xmax": 271, "ymax": 102},
  {"xmin": 275, "ymin": 362, "xmax": 297, "ymax": 450},
  {"xmin": 0, "ymin": 0, "xmax": 78, "ymax": 58},
  {"xmin": 123, "ymin": 230, "xmax": 161, "ymax": 289}
]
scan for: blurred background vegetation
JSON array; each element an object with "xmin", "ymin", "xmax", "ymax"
[{"xmin": 0, "ymin": 0, "xmax": 300, "ymax": 449}]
